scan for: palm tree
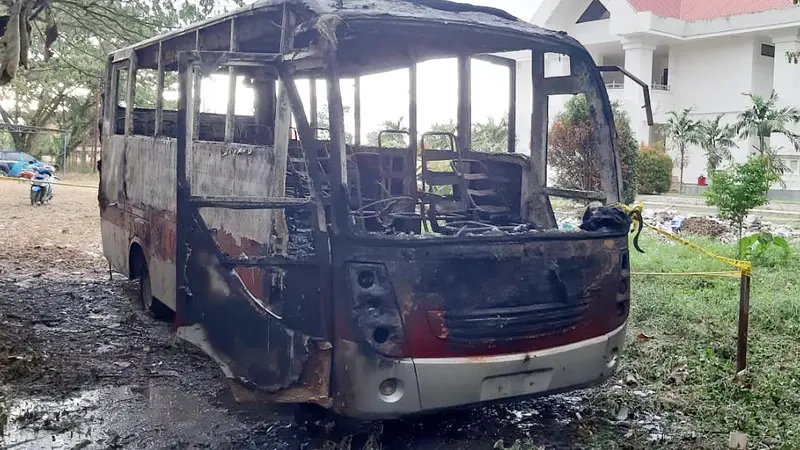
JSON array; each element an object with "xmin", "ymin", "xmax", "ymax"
[
  {"xmin": 367, "ymin": 117, "xmax": 407, "ymax": 147},
  {"xmin": 697, "ymin": 114, "xmax": 737, "ymax": 175},
  {"xmin": 734, "ymin": 90, "xmax": 800, "ymax": 155},
  {"xmin": 471, "ymin": 116, "xmax": 510, "ymax": 153},
  {"xmin": 664, "ymin": 108, "xmax": 701, "ymax": 192}
]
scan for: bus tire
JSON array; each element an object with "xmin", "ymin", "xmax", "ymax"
[
  {"xmin": 138, "ymin": 258, "xmax": 155, "ymax": 313},
  {"xmin": 130, "ymin": 247, "xmax": 174, "ymax": 322}
]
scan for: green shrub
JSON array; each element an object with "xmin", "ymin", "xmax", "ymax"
[
  {"xmin": 614, "ymin": 105, "xmax": 639, "ymax": 204},
  {"xmin": 547, "ymin": 95, "xmax": 637, "ymax": 203},
  {"xmin": 739, "ymin": 231, "xmax": 793, "ymax": 267},
  {"xmin": 636, "ymin": 142, "xmax": 673, "ymax": 194}
]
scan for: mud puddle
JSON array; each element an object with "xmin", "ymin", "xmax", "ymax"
[
  {"xmin": 0, "ymin": 267, "xmax": 671, "ymax": 450},
  {"xmin": 3, "ymin": 384, "xmax": 300, "ymax": 450}
]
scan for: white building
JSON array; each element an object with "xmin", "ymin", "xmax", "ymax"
[{"xmin": 528, "ymin": 0, "xmax": 800, "ymax": 192}]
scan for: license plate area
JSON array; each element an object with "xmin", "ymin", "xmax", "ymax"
[{"xmin": 479, "ymin": 369, "xmax": 554, "ymax": 401}]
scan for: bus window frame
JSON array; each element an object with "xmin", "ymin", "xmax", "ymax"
[{"xmin": 108, "ymin": 59, "xmax": 134, "ymax": 137}]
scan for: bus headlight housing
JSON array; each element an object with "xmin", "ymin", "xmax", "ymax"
[{"xmin": 347, "ymin": 263, "xmax": 405, "ymax": 357}]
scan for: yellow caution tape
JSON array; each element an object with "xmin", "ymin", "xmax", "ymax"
[
  {"xmin": 631, "ymin": 271, "xmax": 742, "ymax": 278},
  {"xmin": 615, "ymin": 202, "xmax": 753, "ymax": 277},
  {"xmin": 0, "ymin": 175, "xmax": 98, "ymax": 190}
]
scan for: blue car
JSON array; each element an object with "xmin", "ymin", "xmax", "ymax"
[{"xmin": 0, "ymin": 151, "xmax": 54, "ymax": 177}]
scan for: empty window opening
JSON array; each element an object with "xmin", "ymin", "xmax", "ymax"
[
  {"xmin": 470, "ymin": 58, "xmax": 511, "ymax": 154},
  {"xmin": 577, "ymin": 0, "xmax": 610, "ymax": 23},
  {"xmin": 360, "ymin": 68, "xmax": 410, "ymax": 148}
]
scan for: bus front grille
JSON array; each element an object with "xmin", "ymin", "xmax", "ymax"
[{"xmin": 440, "ymin": 302, "xmax": 587, "ymax": 343}]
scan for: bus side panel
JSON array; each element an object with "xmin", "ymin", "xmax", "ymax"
[
  {"xmin": 102, "ymin": 133, "xmax": 330, "ymax": 398},
  {"xmin": 123, "ymin": 136, "xmax": 178, "ymax": 309},
  {"xmin": 113, "ymin": 135, "xmax": 295, "ymax": 312},
  {"xmin": 99, "ymin": 135, "xmax": 131, "ymax": 276}
]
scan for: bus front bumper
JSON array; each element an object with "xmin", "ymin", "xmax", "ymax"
[{"xmin": 333, "ymin": 323, "xmax": 626, "ymax": 420}]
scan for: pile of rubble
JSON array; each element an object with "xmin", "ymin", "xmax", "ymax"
[
  {"xmin": 641, "ymin": 208, "xmax": 800, "ymax": 242},
  {"xmin": 553, "ymin": 205, "xmax": 800, "ymax": 243}
]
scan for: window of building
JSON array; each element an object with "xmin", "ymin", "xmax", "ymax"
[
  {"xmin": 761, "ymin": 44, "xmax": 776, "ymax": 58},
  {"xmin": 784, "ymin": 157, "xmax": 800, "ymax": 175},
  {"xmin": 577, "ymin": 0, "xmax": 610, "ymax": 24}
]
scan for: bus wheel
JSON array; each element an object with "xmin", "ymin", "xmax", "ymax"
[
  {"xmin": 133, "ymin": 252, "xmax": 174, "ymax": 322},
  {"xmin": 138, "ymin": 260, "xmax": 155, "ymax": 313}
]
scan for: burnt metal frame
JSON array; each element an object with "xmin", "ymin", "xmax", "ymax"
[{"xmin": 175, "ymin": 49, "xmax": 332, "ymax": 327}]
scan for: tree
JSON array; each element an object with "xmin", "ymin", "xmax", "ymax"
[
  {"xmin": 0, "ymin": 0, "xmax": 241, "ymax": 157},
  {"xmin": 422, "ymin": 120, "xmax": 457, "ymax": 150},
  {"xmin": 471, "ymin": 115, "xmax": 510, "ymax": 153},
  {"xmin": 547, "ymin": 95, "xmax": 638, "ymax": 203},
  {"xmin": 705, "ymin": 155, "xmax": 781, "ymax": 242},
  {"xmin": 697, "ymin": 114, "xmax": 736, "ymax": 174},
  {"xmin": 664, "ymin": 108, "xmax": 701, "ymax": 193},
  {"xmin": 734, "ymin": 90, "xmax": 800, "ymax": 157},
  {"xmin": 366, "ymin": 117, "xmax": 408, "ymax": 148},
  {"xmin": 0, "ymin": 0, "xmax": 243, "ymax": 86},
  {"xmin": 614, "ymin": 105, "xmax": 639, "ymax": 204},
  {"xmin": 316, "ymin": 104, "xmax": 353, "ymax": 144},
  {"xmin": 418, "ymin": 115, "xmax": 511, "ymax": 153}
]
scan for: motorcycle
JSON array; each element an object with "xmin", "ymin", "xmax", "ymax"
[{"xmin": 30, "ymin": 167, "xmax": 57, "ymax": 206}]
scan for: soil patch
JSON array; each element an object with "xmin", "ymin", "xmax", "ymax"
[{"xmin": 681, "ymin": 217, "xmax": 729, "ymax": 238}]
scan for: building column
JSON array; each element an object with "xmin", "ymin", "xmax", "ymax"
[
  {"xmin": 623, "ymin": 40, "xmax": 655, "ymax": 145},
  {"xmin": 772, "ymin": 32, "xmax": 800, "ymax": 155}
]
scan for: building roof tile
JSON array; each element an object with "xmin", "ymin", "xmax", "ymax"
[{"xmin": 627, "ymin": 0, "xmax": 795, "ymax": 21}]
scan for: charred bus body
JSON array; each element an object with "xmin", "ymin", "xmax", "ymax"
[{"xmin": 99, "ymin": 0, "xmax": 651, "ymax": 419}]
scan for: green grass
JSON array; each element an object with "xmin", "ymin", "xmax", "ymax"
[
  {"xmin": 504, "ymin": 233, "xmax": 800, "ymax": 449},
  {"xmin": 614, "ymin": 234, "xmax": 800, "ymax": 448}
]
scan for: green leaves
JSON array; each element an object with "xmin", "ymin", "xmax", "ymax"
[
  {"xmin": 697, "ymin": 114, "xmax": 736, "ymax": 174},
  {"xmin": 637, "ymin": 143, "xmax": 673, "ymax": 194},
  {"xmin": 548, "ymin": 95, "xmax": 638, "ymax": 203},
  {"xmin": 734, "ymin": 90, "xmax": 800, "ymax": 154},
  {"xmin": 738, "ymin": 231, "xmax": 791, "ymax": 266},
  {"xmin": 705, "ymin": 155, "xmax": 781, "ymax": 241}
]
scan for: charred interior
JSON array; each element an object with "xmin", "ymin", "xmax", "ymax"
[
  {"xmin": 101, "ymin": 0, "xmax": 636, "ymax": 416},
  {"xmin": 108, "ymin": 0, "xmax": 625, "ymax": 247}
]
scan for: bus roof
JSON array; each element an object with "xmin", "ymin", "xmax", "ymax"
[{"xmin": 112, "ymin": 0, "xmax": 584, "ymax": 63}]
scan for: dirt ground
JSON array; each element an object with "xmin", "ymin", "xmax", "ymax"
[{"xmin": 0, "ymin": 175, "xmax": 660, "ymax": 450}]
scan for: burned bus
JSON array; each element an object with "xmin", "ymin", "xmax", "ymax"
[{"xmin": 99, "ymin": 0, "xmax": 652, "ymax": 419}]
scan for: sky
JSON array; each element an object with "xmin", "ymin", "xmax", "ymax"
[{"xmin": 192, "ymin": 0, "xmax": 542, "ymax": 145}]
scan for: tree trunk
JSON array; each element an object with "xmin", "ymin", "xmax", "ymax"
[
  {"xmin": 0, "ymin": 103, "xmax": 25, "ymax": 152},
  {"xmin": 679, "ymin": 144, "xmax": 685, "ymax": 194}
]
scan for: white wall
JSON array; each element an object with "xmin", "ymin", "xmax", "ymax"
[
  {"xmin": 570, "ymin": 19, "xmax": 617, "ymax": 46},
  {"xmin": 669, "ymin": 37, "xmax": 766, "ymax": 182}
]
